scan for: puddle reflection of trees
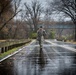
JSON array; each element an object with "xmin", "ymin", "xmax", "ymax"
[
  {"xmin": 61, "ymin": 53, "xmax": 76, "ymax": 75},
  {"xmin": 26, "ymin": 47, "xmax": 47, "ymax": 75},
  {"xmin": 33, "ymin": 47, "xmax": 47, "ymax": 75},
  {"xmin": 38, "ymin": 47, "xmax": 47, "ymax": 69}
]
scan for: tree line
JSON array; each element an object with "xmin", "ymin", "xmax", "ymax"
[{"xmin": 0, "ymin": 0, "xmax": 76, "ymax": 41}]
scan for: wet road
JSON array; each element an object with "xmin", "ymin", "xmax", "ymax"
[{"xmin": 0, "ymin": 40, "xmax": 76, "ymax": 75}]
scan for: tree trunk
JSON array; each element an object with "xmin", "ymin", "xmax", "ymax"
[
  {"xmin": 33, "ymin": 21, "xmax": 38, "ymax": 32},
  {"xmin": 75, "ymin": 24, "xmax": 76, "ymax": 41},
  {"xmin": 34, "ymin": 25, "xmax": 37, "ymax": 32},
  {"xmin": 74, "ymin": 21, "xmax": 76, "ymax": 41}
]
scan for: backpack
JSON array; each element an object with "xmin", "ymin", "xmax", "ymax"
[{"xmin": 37, "ymin": 29, "xmax": 46, "ymax": 37}]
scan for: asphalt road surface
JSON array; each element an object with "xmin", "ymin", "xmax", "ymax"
[{"xmin": 0, "ymin": 40, "xmax": 76, "ymax": 75}]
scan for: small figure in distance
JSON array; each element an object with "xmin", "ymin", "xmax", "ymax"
[{"xmin": 37, "ymin": 26, "xmax": 46, "ymax": 46}]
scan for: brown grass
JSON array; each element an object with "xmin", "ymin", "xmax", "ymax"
[
  {"xmin": 0, "ymin": 40, "xmax": 6, "ymax": 42},
  {"xmin": 66, "ymin": 40, "xmax": 76, "ymax": 44}
]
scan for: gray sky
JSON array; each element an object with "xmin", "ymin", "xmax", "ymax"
[
  {"xmin": 15, "ymin": 0, "xmax": 47, "ymax": 20},
  {"xmin": 15, "ymin": 0, "xmax": 71, "ymax": 21},
  {"xmin": 21, "ymin": 0, "xmax": 47, "ymax": 4},
  {"xmin": 21, "ymin": 0, "xmax": 47, "ymax": 7}
]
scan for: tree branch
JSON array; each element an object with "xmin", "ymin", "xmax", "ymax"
[{"xmin": 0, "ymin": 10, "xmax": 21, "ymax": 31}]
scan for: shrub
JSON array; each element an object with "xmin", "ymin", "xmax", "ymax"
[
  {"xmin": 29, "ymin": 32, "xmax": 37, "ymax": 39},
  {"xmin": 61, "ymin": 35, "xmax": 67, "ymax": 41},
  {"xmin": 49, "ymin": 30, "xmax": 55, "ymax": 39}
]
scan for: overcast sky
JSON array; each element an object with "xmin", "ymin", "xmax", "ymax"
[
  {"xmin": 15, "ymin": 0, "xmax": 47, "ymax": 20},
  {"xmin": 21, "ymin": 0, "xmax": 48, "ymax": 8},
  {"xmin": 15, "ymin": 0, "xmax": 71, "ymax": 21},
  {"xmin": 21, "ymin": 0, "xmax": 47, "ymax": 4}
]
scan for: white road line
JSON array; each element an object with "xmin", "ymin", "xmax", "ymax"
[
  {"xmin": 45, "ymin": 40, "xmax": 76, "ymax": 52},
  {"xmin": 0, "ymin": 40, "xmax": 34, "ymax": 62},
  {"xmin": 43, "ymin": 48, "xmax": 59, "ymax": 67},
  {"xmin": 28, "ymin": 40, "xmax": 36, "ymax": 45},
  {"xmin": 0, "ymin": 49, "xmax": 22, "ymax": 62}
]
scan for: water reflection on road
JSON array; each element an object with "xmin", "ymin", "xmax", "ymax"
[{"xmin": 0, "ymin": 40, "xmax": 76, "ymax": 75}]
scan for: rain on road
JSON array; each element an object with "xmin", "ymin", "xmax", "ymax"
[{"xmin": 0, "ymin": 40, "xmax": 76, "ymax": 75}]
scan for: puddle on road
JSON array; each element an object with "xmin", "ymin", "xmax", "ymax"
[{"xmin": 0, "ymin": 41, "xmax": 76, "ymax": 75}]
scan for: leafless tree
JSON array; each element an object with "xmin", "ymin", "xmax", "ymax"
[
  {"xmin": 20, "ymin": 12, "xmax": 31, "ymax": 38},
  {"xmin": 0, "ymin": 0, "xmax": 12, "ymax": 18},
  {"xmin": 48, "ymin": 0, "xmax": 76, "ymax": 41},
  {"xmin": 0, "ymin": 0, "xmax": 22, "ymax": 31},
  {"xmin": 24, "ymin": 0, "xmax": 42, "ymax": 32}
]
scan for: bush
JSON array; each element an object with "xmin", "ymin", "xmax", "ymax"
[
  {"xmin": 61, "ymin": 35, "xmax": 67, "ymax": 41},
  {"xmin": 49, "ymin": 30, "xmax": 55, "ymax": 39},
  {"xmin": 29, "ymin": 32, "xmax": 37, "ymax": 39},
  {"xmin": 57, "ymin": 35, "xmax": 67, "ymax": 41}
]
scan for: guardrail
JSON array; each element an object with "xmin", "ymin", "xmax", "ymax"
[{"xmin": 0, "ymin": 39, "xmax": 31, "ymax": 54}]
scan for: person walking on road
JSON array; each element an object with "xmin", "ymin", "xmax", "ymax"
[{"xmin": 37, "ymin": 26, "xmax": 46, "ymax": 46}]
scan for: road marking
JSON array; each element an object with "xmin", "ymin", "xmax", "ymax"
[
  {"xmin": 0, "ymin": 48, "xmax": 22, "ymax": 62},
  {"xmin": 0, "ymin": 40, "xmax": 35, "ymax": 62},
  {"xmin": 46, "ymin": 40, "xmax": 76, "ymax": 52},
  {"xmin": 28, "ymin": 40, "xmax": 36, "ymax": 45},
  {"xmin": 43, "ymin": 48, "xmax": 60, "ymax": 68}
]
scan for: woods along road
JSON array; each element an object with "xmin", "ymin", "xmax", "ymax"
[{"xmin": 0, "ymin": 40, "xmax": 76, "ymax": 75}]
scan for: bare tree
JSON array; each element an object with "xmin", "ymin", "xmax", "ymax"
[
  {"xmin": 48, "ymin": 0, "xmax": 76, "ymax": 41},
  {"xmin": 20, "ymin": 12, "xmax": 31, "ymax": 38},
  {"xmin": 20, "ymin": 10, "xmax": 34, "ymax": 31},
  {"xmin": 0, "ymin": 0, "xmax": 12, "ymax": 18},
  {"xmin": 24, "ymin": 0, "xmax": 42, "ymax": 32},
  {"xmin": 12, "ymin": 10, "xmax": 30, "ymax": 39},
  {"xmin": 0, "ymin": 0, "xmax": 22, "ymax": 31}
]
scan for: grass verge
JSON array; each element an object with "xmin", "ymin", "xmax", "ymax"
[
  {"xmin": 0, "ymin": 47, "xmax": 20, "ymax": 60},
  {"xmin": 66, "ymin": 40, "xmax": 76, "ymax": 44},
  {"xmin": 0, "ymin": 42, "xmax": 30, "ymax": 60}
]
